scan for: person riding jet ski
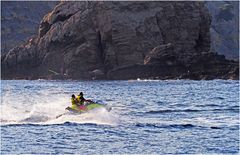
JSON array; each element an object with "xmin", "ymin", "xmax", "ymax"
[
  {"xmin": 71, "ymin": 94, "xmax": 80, "ymax": 111},
  {"xmin": 61, "ymin": 93, "xmax": 110, "ymax": 116},
  {"xmin": 76, "ymin": 92, "xmax": 86, "ymax": 105}
]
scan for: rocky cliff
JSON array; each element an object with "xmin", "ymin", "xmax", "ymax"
[
  {"xmin": 2, "ymin": 1, "xmax": 239, "ymax": 80},
  {"xmin": 1, "ymin": 1, "xmax": 58, "ymax": 54},
  {"xmin": 206, "ymin": 1, "xmax": 239, "ymax": 60}
]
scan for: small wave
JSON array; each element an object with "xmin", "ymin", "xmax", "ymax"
[
  {"xmin": 211, "ymin": 108, "xmax": 239, "ymax": 113},
  {"xmin": 196, "ymin": 104, "xmax": 221, "ymax": 107},
  {"xmin": 210, "ymin": 126, "xmax": 222, "ymax": 129},
  {"xmin": 135, "ymin": 123, "xmax": 197, "ymax": 129},
  {"xmin": 3, "ymin": 122, "xmax": 224, "ymax": 130},
  {"xmin": 1, "ymin": 123, "xmax": 48, "ymax": 127},
  {"xmin": 128, "ymin": 78, "xmax": 162, "ymax": 82},
  {"xmin": 146, "ymin": 109, "xmax": 200, "ymax": 114},
  {"xmin": 146, "ymin": 108, "xmax": 239, "ymax": 114},
  {"xmin": 24, "ymin": 86, "xmax": 34, "ymax": 89},
  {"xmin": 135, "ymin": 123, "xmax": 228, "ymax": 130},
  {"xmin": 214, "ymin": 97, "xmax": 225, "ymax": 100},
  {"xmin": 63, "ymin": 122, "xmax": 101, "ymax": 126},
  {"xmin": 229, "ymin": 105, "xmax": 240, "ymax": 109},
  {"xmin": 1, "ymin": 120, "xmax": 113, "ymax": 127},
  {"xmin": 210, "ymin": 126, "xmax": 239, "ymax": 130},
  {"xmin": 1, "ymin": 122, "xmax": 99, "ymax": 127}
]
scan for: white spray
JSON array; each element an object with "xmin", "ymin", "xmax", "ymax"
[{"xmin": 1, "ymin": 86, "xmax": 119, "ymax": 126}]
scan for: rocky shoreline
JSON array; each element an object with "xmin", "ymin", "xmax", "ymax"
[{"xmin": 1, "ymin": 1, "xmax": 239, "ymax": 80}]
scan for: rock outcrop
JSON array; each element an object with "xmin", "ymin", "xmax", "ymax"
[
  {"xmin": 1, "ymin": 1, "xmax": 58, "ymax": 54},
  {"xmin": 108, "ymin": 45, "xmax": 238, "ymax": 80},
  {"xmin": 205, "ymin": 1, "xmax": 239, "ymax": 60},
  {"xmin": 2, "ymin": 1, "xmax": 239, "ymax": 80}
]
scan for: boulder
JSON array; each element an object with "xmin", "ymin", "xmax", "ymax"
[{"xmin": 144, "ymin": 43, "xmax": 176, "ymax": 65}]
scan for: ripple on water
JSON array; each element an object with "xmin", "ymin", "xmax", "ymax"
[{"xmin": 1, "ymin": 80, "xmax": 239, "ymax": 154}]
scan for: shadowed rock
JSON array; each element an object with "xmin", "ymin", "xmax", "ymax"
[
  {"xmin": 1, "ymin": 1, "xmax": 239, "ymax": 80},
  {"xmin": 1, "ymin": 1, "xmax": 58, "ymax": 54}
]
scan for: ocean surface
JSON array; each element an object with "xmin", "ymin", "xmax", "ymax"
[{"xmin": 1, "ymin": 80, "xmax": 239, "ymax": 154}]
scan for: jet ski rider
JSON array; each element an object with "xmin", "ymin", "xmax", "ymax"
[
  {"xmin": 76, "ymin": 92, "xmax": 86, "ymax": 105},
  {"xmin": 71, "ymin": 94, "xmax": 79, "ymax": 111}
]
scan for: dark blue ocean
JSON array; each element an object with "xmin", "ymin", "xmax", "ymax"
[{"xmin": 1, "ymin": 80, "xmax": 239, "ymax": 154}]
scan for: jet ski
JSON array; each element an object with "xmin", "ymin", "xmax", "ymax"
[
  {"xmin": 65, "ymin": 100, "xmax": 111, "ymax": 113},
  {"xmin": 56, "ymin": 100, "xmax": 111, "ymax": 118}
]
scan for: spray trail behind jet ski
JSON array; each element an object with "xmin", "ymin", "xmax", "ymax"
[{"xmin": 1, "ymin": 88, "xmax": 119, "ymax": 126}]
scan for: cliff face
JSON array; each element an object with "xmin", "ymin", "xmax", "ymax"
[
  {"xmin": 1, "ymin": 1, "xmax": 58, "ymax": 54},
  {"xmin": 205, "ymin": 1, "xmax": 239, "ymax": 60},
  {"xmin": 2, "ymin": 1, "xmax": 238, "ymax": 80}
]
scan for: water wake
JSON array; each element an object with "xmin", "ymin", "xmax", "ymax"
[
  {"xmin": 1, "ymin": 105, "xmax": 118, "ymax": 126},
  {"xmin": 51, "ymin": 108, "xmax": 119, "ymax": 125},
  {"xmin": 1, "ymin": 89, "xmax": 119, "ymax": 126}
]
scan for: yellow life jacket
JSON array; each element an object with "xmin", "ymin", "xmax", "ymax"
[
  {"xmin": 76, "ymin": 95, "xmax": 84, "ymax": 105},
  {"xmin": 71, "ymin": 98, "xmax": 77, "ymax": 105},
  {"xmin": 71, "ymin": 98, "xmax": 80, "ymax": 111},
  {"xmin": 76, "ymin": 95, "xmax": 81, "ymax": 102}
]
